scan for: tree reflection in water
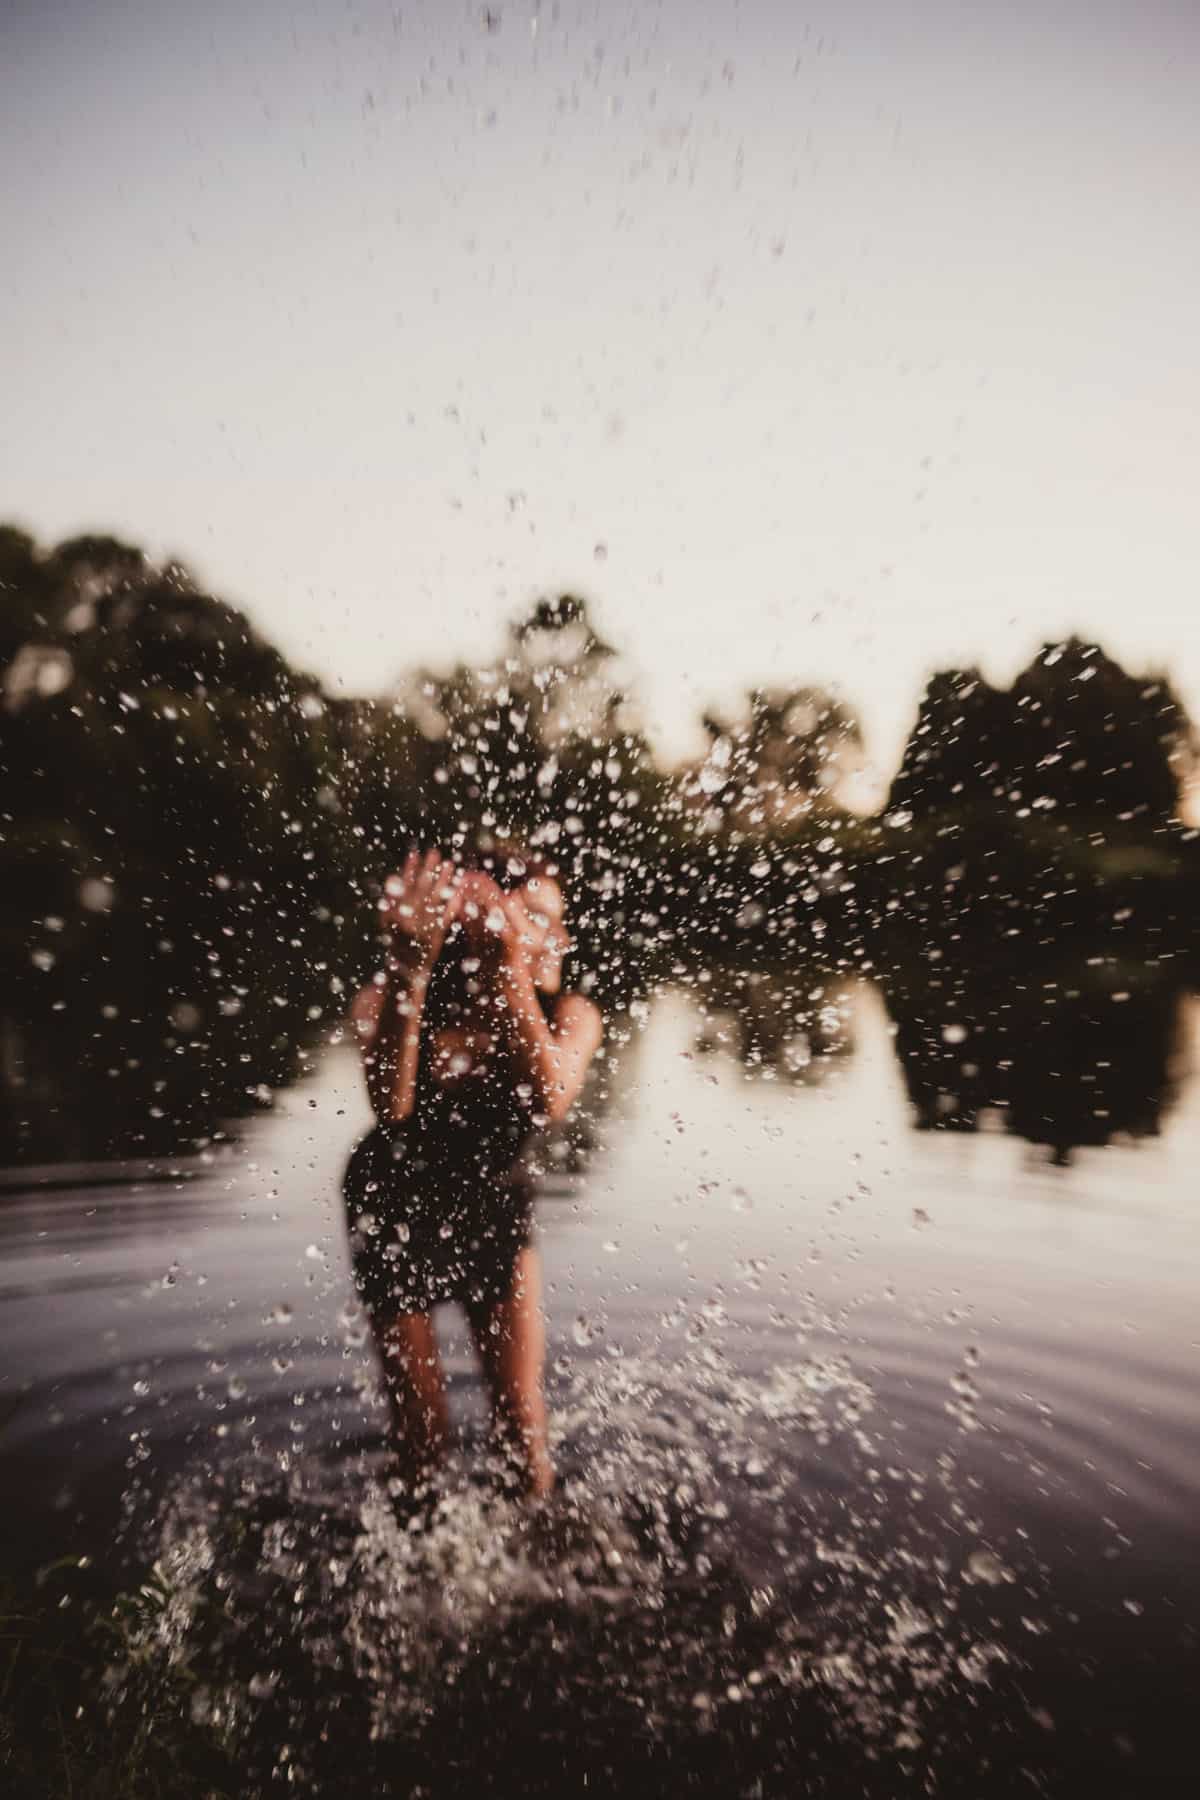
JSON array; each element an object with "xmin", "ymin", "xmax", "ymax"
[
  {"xmin": 9, "ymin": 925, "xmax": 1192, "ymax": 1173},
  {"xmin": 690, "ymin": 962, "xmax": 856, "ymax": 1085},
  {"xmin": 879, "ymin": 956, "xmax": 1190, "ymax": 1164}
]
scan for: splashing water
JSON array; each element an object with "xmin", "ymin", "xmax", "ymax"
[{"xmin": 103, "ymin": 1346, "xmax": 1031, "ymax": 1795}]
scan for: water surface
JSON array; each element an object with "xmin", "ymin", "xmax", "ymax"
[{"xmin": 2, "ymin": 976, "xmax": 1198, "ymax": 1796}]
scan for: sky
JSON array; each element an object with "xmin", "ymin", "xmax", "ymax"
[{"xmin": 4, "ymin": 0, "xmax": 1199, "ymax": 791}]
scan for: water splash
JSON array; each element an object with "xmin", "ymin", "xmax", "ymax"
[{"xmin": 102, "ymin": 1346, "xmax": 1034, "ymax": 1793}]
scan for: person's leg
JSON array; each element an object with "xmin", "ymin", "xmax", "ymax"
[
  {"xmin": 376, "ymin": 1311, "xmax": 449, "ymax": 1487},
  {"xmin": 468, "ymin": 1245, "xmax": 555, "ymax": 1498}
]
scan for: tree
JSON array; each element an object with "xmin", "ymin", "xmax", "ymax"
[
  {"xmin": 385, "ymin": 592, "xmax": 652, "ymax": 855},
  {"xmin": 0, "ymin": 526, "xmax": 48, "ymax": 671},
  {"xmin": 886, "ymin": 667, "xmax": 1012, "ymax": 818},
  {"xmin": 1009, "ymin": 638, "xmax": 1195, "ymax": 825},
  {"xmin": 685, "ymin": 685, "xmax": 863, "ymax": 829},
  {"xmin": 889, "ymin": 639, "xmax": 1197, "ymax": 827}
]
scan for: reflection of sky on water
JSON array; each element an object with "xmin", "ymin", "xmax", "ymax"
[
  {"xmin": 2, "ymin": 980, "xmax": 1198, "ymax": 1784},
  {"xmin": 2, "ymin": 982, "xmax": 1198, "ymax": 1545}
]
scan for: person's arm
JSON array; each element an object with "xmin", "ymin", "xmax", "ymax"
[
  {"xmin": 495, "ymin": 945, "xmax": 603, "ymax": 1124},
  {"xmin": 353, "ymin": 850, "xmax": 462, "ymax": 1123},
  {"xmin": 352, "ymin": 943, "xmax": 434, "ymax": 1123}
]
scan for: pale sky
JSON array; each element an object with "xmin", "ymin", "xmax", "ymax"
[{"xmin": 4, "ymin": 0, "xmax": 1199, "ymax": 787}]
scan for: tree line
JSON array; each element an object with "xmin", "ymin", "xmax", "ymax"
[
  {"xmin": 3, "ymin": 520, "xmax": 1198, "ymax": 1161},
  {"xmin": 3, "ymin": 520, "xmax": 1198, "ymax": 988}
]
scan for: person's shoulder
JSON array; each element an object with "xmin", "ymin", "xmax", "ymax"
[
  {"xmin": 556, "ymin": 991, "xmax": 603, "ymax": 1037},
  {"xmin": 350, "ymin": 978, "xmax": 386, "ymax": 1038},
  {"xmin": 556, "ymin": 989, "xmax": 600, "ymax": 1017}
]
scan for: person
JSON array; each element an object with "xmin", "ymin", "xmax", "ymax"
[{"xmin": 344, "ymin": 846, "xmax": 603, "ymax": 1499}]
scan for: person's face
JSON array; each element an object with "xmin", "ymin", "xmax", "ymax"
[{"xmin": 515, "ymin": 875, "xmax": 569, "ymax": 992}]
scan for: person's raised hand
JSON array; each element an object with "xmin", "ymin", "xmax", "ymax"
[
  {"xmin": 496, "ymin": 889, "xmax": 541, "ymax": 977},
  {"xmin": 455, "ymin": 871, "xmax": 510, "ymax": 968},
  {"xmin": 379, "ymin": 849, "xmax": 463, "ymax": 965},
  {"xmin": 452, "ymin": 872, "xmax": 533, "ymax": 978}
]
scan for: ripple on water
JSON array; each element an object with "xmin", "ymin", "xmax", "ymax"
[{"xmin": 841, "ymin": 1314, "xmax": 1200, "ymax": 1537}]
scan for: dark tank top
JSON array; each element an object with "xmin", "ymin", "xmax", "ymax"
[
  {"xmin": 344, "ymin": 927, "xmax": 553, "ymax": 1312},
  {"xmin": 397, "ymin": 924, "xmax": 554, "ymax": 1186}
]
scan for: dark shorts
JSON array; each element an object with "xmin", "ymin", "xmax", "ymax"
[{"xmin": 342, "ymin": 1123, "xmax": 535, "ymax": 1316}]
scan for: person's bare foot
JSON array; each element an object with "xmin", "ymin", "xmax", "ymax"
[{"xmin": 488, "ymin": 1442, "xmax": 555, "ymax": 1502}]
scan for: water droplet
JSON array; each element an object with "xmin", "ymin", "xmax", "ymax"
[{"xmin": 965, "ymin": 1548, "xmax": 1012, "ymax": 1587}]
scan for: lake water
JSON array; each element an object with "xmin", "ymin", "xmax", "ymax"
[{"xmin": 2, "ymin": 975, "xmax": 1198, "ymax": 1796}]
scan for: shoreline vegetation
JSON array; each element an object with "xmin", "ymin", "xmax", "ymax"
[{"xmin": 2, "ymin": 521, "xmax": 1198, "ymax": 1166}]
